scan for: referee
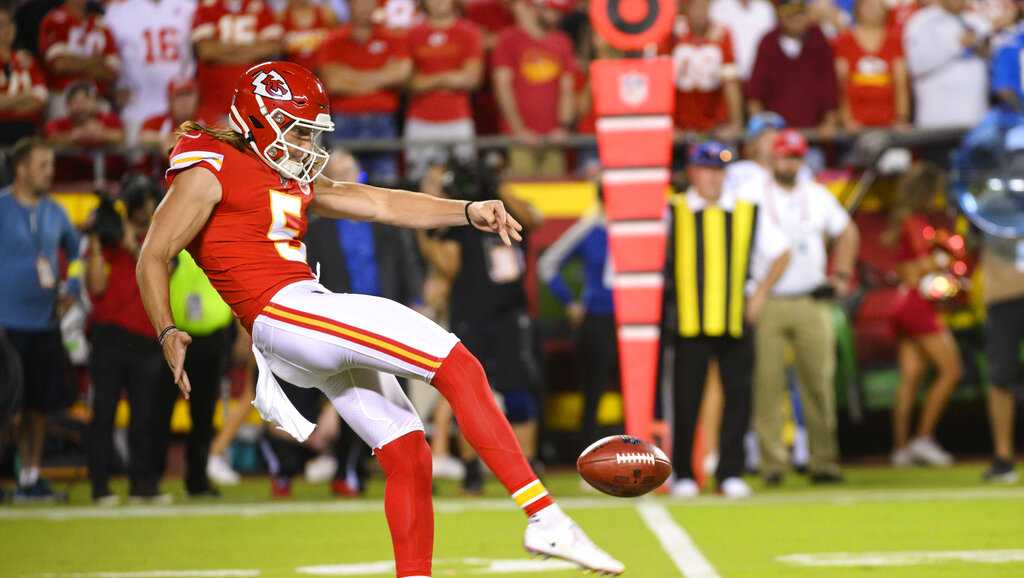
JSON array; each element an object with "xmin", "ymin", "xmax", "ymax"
[{"xmin": 665, "ymin": 141, "xmax": 791, "ymax": 499}]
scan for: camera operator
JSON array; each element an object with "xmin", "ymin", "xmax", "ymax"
[
  {"xmin": 747, "ymin": 130, "xmax": 859, "ymax": 486},
  {"xmin": 417, "ymin": 155, "xmax": 544, "ymax": 493},
  {"xmin": 84, "ymin": 174, "xmax": 168, "ymax": 505}
]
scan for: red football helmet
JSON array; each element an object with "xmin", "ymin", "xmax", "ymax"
[{"xmin": 229, "ymin": 61, "xmax": 334, "ymax": 183}]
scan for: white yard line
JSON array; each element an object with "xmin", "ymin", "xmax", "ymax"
[
  {"xmin": 41, "ymin": 571, "xmax": 260, "ymax": 578},
  {"xmin": 778, "ymin": 549, "xmax": 1024, "ymax": 567},
  {"xmin": 4, "ymin": 487, "xmax": 1024, "ymax": 521},
  {"xmin": 636, "ymin": 502, "xmax": 721, "ymax": 578}
]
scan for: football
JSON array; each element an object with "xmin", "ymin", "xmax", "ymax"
[{"xmin": 577, "ymin": 435, "xmax": 672, "ymax": 497}]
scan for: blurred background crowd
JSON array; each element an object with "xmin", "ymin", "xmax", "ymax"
[{"xmin": 0, "ymin": 0, "xmax": 1022, "ymax": 504}]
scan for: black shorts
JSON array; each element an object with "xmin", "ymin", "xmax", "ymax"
[
  {"xmin": 986, "ymin": 297, "xmax": 1024, "ymax": 390},
  {"xmin": 452, "ymin": 308, "xmax": 542, "ymax": 394},
  {"xmin": 4, "ymin": 328, "xmax": 71, "ymax": 413}
]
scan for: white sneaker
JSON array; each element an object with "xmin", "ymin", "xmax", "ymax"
[
  {"xmin": 304, "ymin": 454, "xmax": 339, "ymax": 484},
  {"xmin": 671, "ymin": 478, "xmax": 700, "ymax": 499},
  {"xmin": 207, "ymin": 454, "xmax": 241, "ymax": 486},
  {"xmin": 524, "ymin": 515, "xmax": 624, "ymax": 575},
  {"xmin": 431, "ymin": 454, "xmax": 465, "ymax": 480},
  {"xmin": 908, "ymin": 437, "xmax": 953, "ymax": 467},
  {"xmin": 891, "ymin": 447, "xmax": 914, "ymax": 467},
  {"xmin": 719, "ymin": 477, "xmax": 752, "ymax": 499}
]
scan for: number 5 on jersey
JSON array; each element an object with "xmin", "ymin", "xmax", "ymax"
[{"xmin": 268, "ymin": 190, "xmax": 306, "ymax": 262}]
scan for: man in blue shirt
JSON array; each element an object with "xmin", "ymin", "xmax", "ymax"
[
  {"xmin": 0, "ymin": 137, "xmax": 79, "ymax": 502},
  {"xmin": 538, "ymin": 201, "xmax": 617, "ymax": 451}
]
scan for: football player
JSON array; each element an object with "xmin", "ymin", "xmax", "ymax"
[{"xmin": 136, "ymin": 61, "xmax": 624, "ymax": 578}]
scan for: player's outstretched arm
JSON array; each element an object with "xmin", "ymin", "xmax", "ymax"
[
  {"xmin": 311, "ymin": 179, "xmax": 523, "ymax": 245},
  {"xmin": 137, "ymin": 167, "xmax": 222, "ymax": 398}
]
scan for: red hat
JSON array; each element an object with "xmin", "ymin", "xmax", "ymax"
[
  {"xmin": 167, "ymin": 77, "xmax": 197, "ymax": 97},
  {"xmin": 772, "ymin": 129, "xmax": 808, "ymax": 157}
]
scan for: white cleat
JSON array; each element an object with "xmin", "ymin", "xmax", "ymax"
[
  {"xmin": 908, "ymin": 437, "xmax": 953, "ymax": 467},
  {"xmin": 524, "ymin": 519, "xmax": 625, "ymax": 576},
  {"xmin": 891, "ymin": 446, "xmax": 914, "ymax": 468},
  {"xmin": 718, "ymin": 477, "xmax": 752, "ymax": 499},
  {"xmin": 671, "ymin": 478, "xmax": 700, "ymax": 499},
  {"xmin": 207, "ymin": 453, "xmax": 241, "ymax": 486}
]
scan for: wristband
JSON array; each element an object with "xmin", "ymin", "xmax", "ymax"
[
  {"xmin": 158, "ymin": 325, "xmax": 178, "ymax": 345},
  {"xmin": 464, "ymin": 201, "xmax": 475, "ymax": 225}
]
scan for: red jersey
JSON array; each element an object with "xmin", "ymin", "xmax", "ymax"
[
  {"xmin": 87, "ymin": 242, "xmax": 155, "ymax": 338},
  {"xmin": 166, "ymin": 131, "xmax": 315, "ymax": 331},
  {"xmin": 491, "ymin": 26, "xmax": 576, "ymax": 134},
  {"xmin": 671, "ymin": 23, "xmax": 737, "ymax": 131},
  {"xmin": 833, "ymin": 29, "xmax": 903, "ymax": 127},
  {"xmin": 407, "ymin": 19, "xmax": 483, "ymax": 122},
  {"xmin": 282, "ymin": 4, "xmax": 335, "ymax": 73},
  {"xmin": 44, "ymin": 111, "xmax": 123, "ymax": 144},
  {"xmin": 38, "ymin": 6, "xmax": 120, "ymax": 91},
  {"xmin": 0, "ymin": 50, "xmax": 48, "ymax": 122},
  {"xmin": 317, "ymin": 26, "xmax": 409, "ymax": 114},
  {"xmin": 191, "ymin": 0, "xmax": 282, "ymax": 123},
  {"xmin": 463, "ymin": 0, "xmax": 514, "ymax": 36}
]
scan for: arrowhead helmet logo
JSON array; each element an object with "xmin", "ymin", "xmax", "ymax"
[{"xmin": 252, "ymin": 70, "xmax": 293, "ymax": 101}]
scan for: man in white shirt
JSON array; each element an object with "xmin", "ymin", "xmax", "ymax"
[
  {"xmin": 744, "ymin": 129, "xmax": 859, "ymax": 486},
  {"xmin": 710, "ymin": 0, "xmax": 777, "ymax": 80},
  {"xmin": 665, "ymin": 141, "xmax": 791, "ymax": 500},
  {"xmin": 903, "ymin": 0, "xmax": 991, "ymax": 128},
  {"xmin": 104, "ymin": 0, "xmax": 196, "ymax": 143},
  {"xmin": 725, "ymin": 111, "xmax": 812, "ymax": 195}
]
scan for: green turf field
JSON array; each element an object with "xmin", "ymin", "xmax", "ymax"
[{"xmin": 2, "ymin": 465, "xmax": 1023, "ymax": 578}]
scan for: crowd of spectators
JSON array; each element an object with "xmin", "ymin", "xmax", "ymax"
[{"xmin": 1, "ymin": 0, "xmax": 1024, "ymax": 180}]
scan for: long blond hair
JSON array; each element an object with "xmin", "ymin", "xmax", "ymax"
[{"xmin": 174, "ymin": 120, "xmax": 248, "ymax": 152}]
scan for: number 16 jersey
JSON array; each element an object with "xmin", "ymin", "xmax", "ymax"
[{"xmin": 166, "ymin": 131, "xmax": 316, "ymax": 331}]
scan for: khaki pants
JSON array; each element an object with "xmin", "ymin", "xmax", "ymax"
[
  {"xmin": 507, "ymin": 146, "xmax": 566, "ymax": 179},
  {"xmin": 753, "ymin": 296, "xmax": 839, "ymax": 476}
]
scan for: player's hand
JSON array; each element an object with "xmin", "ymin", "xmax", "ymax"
[
  {"xmin": 468, "ymin": 200, "xmax": 523, "ymax": 246},
  {"xmin": 162, "ymin": 330, "xmax": 193, "ymax": 399},
  {"xmin": 745, "ymin": 290, "xmax": 768, "ymax": 324}
]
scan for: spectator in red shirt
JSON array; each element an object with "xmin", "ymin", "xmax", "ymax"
[
  {"xmin": 44, "ymin": 81, "xmax": 124, "ymax": 146},
  {"xmin": 493, "ymin": 0, "xmax": 576, "ymax": 178},
  {"xmin": 319, "ymin": 0, "xmax": 411, "ymax": 185},
  {"xmin": 191, "ymin": 0, "xmax": 282, "ymax": 125},
  {"xmin": 282, "ymin": 0, "xmax": 337, "ymax": 73},
  {"xmin": 671, "ymin": 0, "xmax": 744, "ymax": 135},
  {"xmin": 139, "ymin": 78, "xmax": 199, "ymax": 152},
  {"xmin": 0, "ymin": 7, "xmax": 47, "ymax": 146},
  {"xmin": 834, "ymin": 0, "xmax": 910, "ymax": 129},
  {"xmin": 405, "ymin": 0, "xmax": 484, "ymax": 181},
  {"xmin": 84, "ymin": 174, "xmax": 167, "ymax": 504},
  {"xmin": 38, "ymin": 0, "xmax": 120, "ymax": 115},
  {"xmin": 747, "ymin": 0, "xmax": 839, "ymax": 131}
]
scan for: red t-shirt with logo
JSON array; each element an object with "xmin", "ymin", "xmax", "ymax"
[
  {"xmin": 38, "ymin": 6, "xmax": 120, "ymax": 92},
  {"xmin": 282, "ymin": 4, "xmax": 335, "ymax": 73},
  {"xmin": 407, "ymin": 19, "xmax": 483, "ymax": 122},
  {"xmin": 191, "ymin": 0, "xmax": 282, "ymax": 123},
  {"xmin": 833, "ymin": 29, "xmax": 903, "ymax": 127},
  {"xmin": 317, "ymin": 26, "xmax": 409, "ymax": 114},
  {"xmin": 671, "ymin": 23, "xmax": 737, "ymax": 131},
  {"xmin": 491, "ymin": 26, "xmax": 575, "ymax": 135},
  {"xmin": 0, "ymin": 50, "xmax": 48, "ymax": 122}
]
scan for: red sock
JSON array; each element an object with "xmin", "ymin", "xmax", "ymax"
[
  {"xmin": 375, "ymin": 431, "xmax": 434, "ymax": 578},
  {"xmin": 432, "ymin": 343, "xmax": 555, "ymax": 517}
]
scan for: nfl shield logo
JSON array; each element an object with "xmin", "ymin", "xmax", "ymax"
[{"xmin": 619, "ymin": 72, "xmax": 650, "ymax": 107}]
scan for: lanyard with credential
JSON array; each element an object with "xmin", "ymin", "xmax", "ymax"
[
  {"xmin": 26, "ymin": 203, "xmax": 57, "ymax": 289},
  {"xmin": 764, "ymin": 180, "xmax": 809, "ymax": 229}
]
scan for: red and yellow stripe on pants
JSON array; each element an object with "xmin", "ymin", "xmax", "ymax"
[{"xmin": 261, "ymin": 303, "xmax": 445, "ymax": 374}]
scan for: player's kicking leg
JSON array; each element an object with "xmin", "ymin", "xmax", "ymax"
[
  {"xmin": 254, "ymin": 283, "xmax": 624, "ymax": 576},
  {"xmin": 430, "ymin": 343, "xmax": 623, "ymax": 574}
]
